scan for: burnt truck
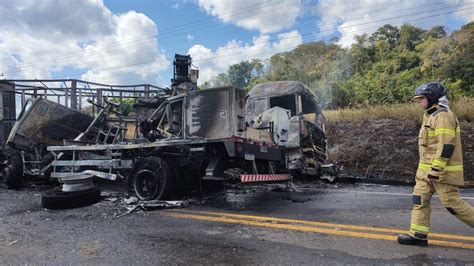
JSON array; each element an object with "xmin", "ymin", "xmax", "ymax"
[
  {"xmin": 38, "ymin": 55, "xmax": 333, "ymax": 208},
  {"xmin": 46, "ymin": 85, "xmax": 291, "ymax": 208},
  {"xmin": 246, "ymin": 81, "xmax": 332, "ymax": 178}
]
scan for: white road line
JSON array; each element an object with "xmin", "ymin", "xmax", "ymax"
[{"xmin": 304, "ymin": 188, "xmax": 474, "ymax": 200}]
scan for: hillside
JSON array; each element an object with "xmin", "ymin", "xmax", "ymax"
[{"xmin": 327, "ymin": 119, "xmax": 474, "ymax": 185}]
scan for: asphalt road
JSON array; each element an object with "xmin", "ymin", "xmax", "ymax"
[{"xmin": 0, "ymin": 180, "xmax": 473, "ymax": 264}]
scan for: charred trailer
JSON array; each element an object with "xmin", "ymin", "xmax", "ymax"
[
  {"xmin": 48, "ymin": 86, "xmax": 290, "ymax": 202},
  {"xmin": 2, "ymin": 98, "xmax": 93, "ymax": 188},
  {"xmin": 246, "ymin": 81, "xmax": 334, "ymax": 179}
]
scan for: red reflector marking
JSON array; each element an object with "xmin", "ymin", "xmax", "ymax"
[{"xmin": 240, "ymin": 174, "xmax": 291, "ymax": 182}]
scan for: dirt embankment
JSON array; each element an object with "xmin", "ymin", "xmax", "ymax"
[{"xmin": 327, "ymin": 119, "xmax": 474, "ymax": 184}]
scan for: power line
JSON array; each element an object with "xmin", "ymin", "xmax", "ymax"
[
  {"xmin": 8, "ymin": 1, "xmax": 467, "ymax": 73},
  {"xmin": 4, "ymin": 2, "xmax": 473, "ymax": 81},
  {"xmin": 7, "ymin": 0, "xmax": 447, "ymax": 74},
  {"xmin": 7, "ymin": 0, "xmax": 404, "ymax": 70},
  {"xmin": 157, "ymin": 2, "xmax": 472, "ymax": 47},
  {"xmin": 6, "ymin": 1, "xmax": 301, "ymax": 69},
  {"xmin": 81, "ymin": 6, "xmax": 474, "ymax": 66},
  {"xmin": 53, "ymin": 6, "xmax": 474, "ymax": 81},
  {"xmin": 159, "ymin": 1, "xmax": 302, "ymax": 35}
]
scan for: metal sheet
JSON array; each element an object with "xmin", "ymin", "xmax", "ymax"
[
  {"xmin": 251, "ymin": 107, "xmax": 291, "ymax": 146},
  {"xmin": 286, "ymin": 116, "xmax": 301, "ymax": 148},
  {"xmin": 186, "ymin": 88, "xmax": 231, "ymax": 139},
  {"xmin": 8, "ymin": 98, "xmax": 93, "ymax": 150}
]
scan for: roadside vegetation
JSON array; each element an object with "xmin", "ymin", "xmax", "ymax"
[
  {"xmin": 201, "ymin": 22, "xmax": 473, "ymax": 110},
  {"xmin": 324, "ymin": 97, "xmax": 474, "ymax": 123}
]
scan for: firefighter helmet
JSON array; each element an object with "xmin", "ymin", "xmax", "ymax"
[{"xmin": 414, "ymin": 82, "xmax": 446, "ymax": 106}]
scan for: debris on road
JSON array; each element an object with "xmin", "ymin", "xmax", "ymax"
[
  {"xmin": 104, "ymin": 197, "xmax": 118, "ymax": 203},
  {"xmin": 124, "ymin": 196, "xmax": 139, "ymax": 205},
  {"xmin": 116, "ymin": 199, "xmax": 189, "ymax": 217},
  {"xmin": 320, "ymin": 175, "xmax": 336, "ymax": 183},
  {"xmin": 139, "ymin": 200, "xmax": 189, "ymax": 210}
]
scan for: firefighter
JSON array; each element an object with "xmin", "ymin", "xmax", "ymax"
[{"xmin": 398, "ymin": 82, "xmax": 474, "ymax": 247}]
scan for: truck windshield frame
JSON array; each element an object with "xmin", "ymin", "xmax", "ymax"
[{"xmin": 269, "ymin": 95, "xmax": 296, "ymax": 116}]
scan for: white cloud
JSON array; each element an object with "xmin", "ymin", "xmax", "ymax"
[
  {"xmin": 450, "ymin": 0, "xmax": 474, "ymax": 22},
  {"xmin": 188, "ymin": 44, "xmax": 218, "ymax": 82},
  {"xmin": 314, "ymin": 0, "xmax": 474, "ymax": 47},
  {"xmin": 172, "ymin": 0, "xmax": 191, "ymax": 9},
  {"xmin": 188, "ymin": 30, "xmax": 303, "ymax": 82},
  {"xmin": 273, "ymin": 31, "xmax": 303, "ymax": 51},
  {"xmin": 187, "ymin": 34, "xmax": 194, "ymax": 42},
  {"xmin": 0, "ymin": 0, "xmax": 169, "ymax": 85},
  {"xmin": 196, "ymin": 0, "xmax": 302, "ymax": 33},
  {"xmin": 80, "ymin": 11, "xmax": 170, "ymax": 84},
  {"xmin": 1, "ymin": 0, "xmax": 114, "ymax": 40}
]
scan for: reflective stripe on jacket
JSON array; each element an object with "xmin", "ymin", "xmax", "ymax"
[{"xmin": 416, "ymin": 104, "xmax": 464, "ymax": 186}]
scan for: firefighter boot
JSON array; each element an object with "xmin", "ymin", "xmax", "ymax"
[{"xmin": 397, "ymin": 234, "xmax": 428, "ymax": 247}]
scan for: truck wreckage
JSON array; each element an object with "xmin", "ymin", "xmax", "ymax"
[
  {"xmin": 246, "ymin": 81, "xmax": 331, "ymax": 177},
  {"xmin": 0, "ymin": 79, "xmax": 163, "ymax": 190},
  {"xmin": 1, "ymin": 54, "xmax": 335, "ymax": 209},
  {"xmin": 2, "ymin": 98, "xmax": 93, "ymax": 188}
]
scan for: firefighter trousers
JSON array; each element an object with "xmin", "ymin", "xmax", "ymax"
[{"xmin": 409, "ymin": 179, "xmax": 474, "ymax": 239}]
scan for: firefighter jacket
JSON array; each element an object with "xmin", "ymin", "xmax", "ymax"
[{"xmin": 416, "ymin": 104, "xmax": 464, "ymax": 186}]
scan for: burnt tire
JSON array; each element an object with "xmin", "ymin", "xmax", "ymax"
[
  {"xmin": 130, "ymin": 157, "xmax": 173, "ymax": 200},
  {"xmin": 4, "ymin": 154, "xmax": 23, "ymax": 189},
  {"xmin": 41, "ymin": 188, "xmax": 101, "ymax": 209}
]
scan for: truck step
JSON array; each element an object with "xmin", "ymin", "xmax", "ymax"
[{"xmin": 240, "ymin": 174, "xmax": 291, "ymax": 183}]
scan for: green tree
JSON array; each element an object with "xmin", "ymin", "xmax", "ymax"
[
  {"xmin": 228, "ymin": 61, "xmax": 254, "ymax": 88},
  {"xmin": 424, "ymin": 25, "xmax": 446, "ymax": 39},
  {"xmin": 399, "ymin": 24, "xmax": 425, "ymax": 51},
  {"xmin": 417, "ymin": 36, "xmax": 452, "ymax": 79},
  {"xmin": 438, "ymin": 22, "xmax": 474, "ymax": 96},
  {"xmin": 200, "ymin": 22, "xmax": 472, "ymax": 108},
  {"xmin": 200, "ymin": 73, "xmax": 230, "ymax": 89},
  {"xmin": 350, "ymin": 34, "xmax": 375, "ymax": 73},
  {"xmin": 370, "ymin": 24, "xmax": 400, "ymax": 49}
]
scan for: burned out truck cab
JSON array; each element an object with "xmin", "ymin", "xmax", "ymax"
[{"xmin": 246, "ymin": 81, "xmax": 328, "ymax": 177}]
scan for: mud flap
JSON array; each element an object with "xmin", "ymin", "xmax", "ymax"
[{"xmin": 203, "ymin": 155, "xmax": 226, "ymax": 180}]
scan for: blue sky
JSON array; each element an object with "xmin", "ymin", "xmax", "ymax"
[{"xmin": 1, "ymin": 0, "xmax": 472, "ymax": 87}]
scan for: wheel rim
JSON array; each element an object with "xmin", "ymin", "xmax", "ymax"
[
  {"xmin": 60, "ymin": 174, "xmax": 95, "ymax": 192},
  {"xmin": 135, "ymin": 169, "xmax": 159, "ymax": 199}
]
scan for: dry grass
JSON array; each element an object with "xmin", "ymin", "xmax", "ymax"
[
  {"xmin": 324, "ymin": 97, "xmax": 474, "ymax": 123},
  {"xmin": 451, "ymin": 97, "xmax": 474, "ymax": 122}
]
